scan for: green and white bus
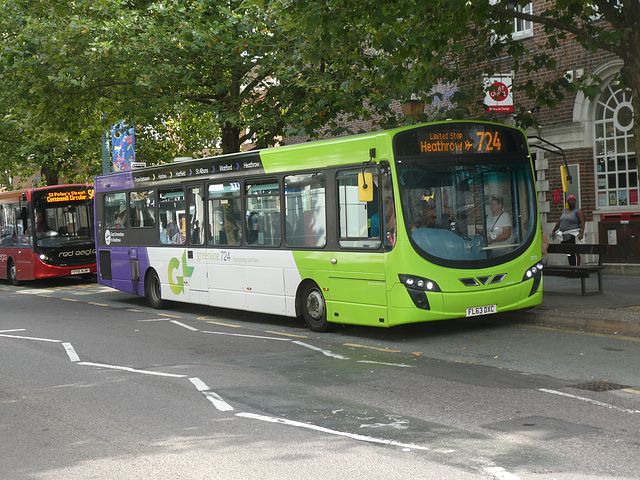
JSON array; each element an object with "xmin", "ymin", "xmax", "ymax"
[{"xmin": 94, "ymin": 121, "xmax": 543, "ymax": 331}]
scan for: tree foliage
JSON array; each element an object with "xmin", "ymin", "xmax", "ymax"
[{"xmin": 1, "ymin": 0, "xmax": 639, "ymax": 187}]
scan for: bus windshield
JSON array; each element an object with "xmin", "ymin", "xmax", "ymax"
[
  {"xmin": 34, "ymin": 204, "xmax": 94, "ymax": 248},
  {"xmin": 394, "ymin": 124, "xmax": 536, "ymax": 266}
]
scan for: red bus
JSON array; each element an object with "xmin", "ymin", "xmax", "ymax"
[{"xmin": 0, "ymin": 184, "xmax": 96, "ymax": 285}]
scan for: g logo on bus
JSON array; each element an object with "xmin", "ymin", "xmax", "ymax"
[{"xmin": 168, "ymin": 250, "xmax": 194, "ymax": 295}]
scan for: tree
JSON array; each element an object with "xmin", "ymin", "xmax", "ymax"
[
  {"xmin": 270, "ymin": 0, "xmax": 640, "ymax": 145},
  {"xmin": 1, "ymin": 0, "xmax": 368, "ymax": 185}
]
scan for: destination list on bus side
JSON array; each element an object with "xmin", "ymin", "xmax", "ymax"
[{"xmin": 132, "ymin": 156, "xmax": 264, "ymax": 185}]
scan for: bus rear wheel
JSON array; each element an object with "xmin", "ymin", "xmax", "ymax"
[
  {"xmin": 8, "ymin": 259, "xmax": 20, "ymax": 286},
  {"xmin": 301, "ymin": 283, "xmax": 332, "ymax": 332},
  {"xmin": 145, "ymin": 270, "xmax": 165, "ymax": 309}
]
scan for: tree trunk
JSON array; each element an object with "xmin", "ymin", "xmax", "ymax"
[
  {"xmin": 220, "ymin": 122, "xmax": 241, "ymax": 154},
  {"xmin": 40, "ymin": 164, "xmax": 59, "ymax": 186}
]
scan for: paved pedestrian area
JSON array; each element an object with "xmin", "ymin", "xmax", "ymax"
[{"xmin": 522, "ymin": 274, "xmax": 640, "ymax": 337}]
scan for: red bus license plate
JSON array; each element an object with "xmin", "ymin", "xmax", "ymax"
[{"xmin": 71, "ymin": 268, "xmax": 90, "ymax": 275}]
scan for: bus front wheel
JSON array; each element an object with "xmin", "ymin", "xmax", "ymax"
[
  {"xmin": 301, "ymin": 283, "xmax": 332, "ymax": 332},
  {"xmin": 8, "ymin": 259, "xmax": 20, "ymax": 286},
  {"xmin": 145, "ymin": 270, "xmax": 165, "ymax": 309}
]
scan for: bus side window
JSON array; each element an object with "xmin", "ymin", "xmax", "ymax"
[
  {"xmin": 285, "ymin": 173, "xmax": 326, "ymax": 248},
  {"xmin": 337, "ymin": 169, "xmax": 381, "ymax": 249},
  {"xmin": 158, "ymin": 188, "xmax": 186, "ymax": 245},
  {"xmin": 245, "ymin": 179, "xmax": 281, "ymax": 247},
  {"xmin": 130, "ymin": 190, "xmax": 155, "ymax": 228},
  {"xmin": 104, "ymin": 192, "xmax": 126, "ymax": 229}
]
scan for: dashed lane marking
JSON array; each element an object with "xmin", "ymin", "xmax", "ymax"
[
  {"xmin": 189, "ymin": 377, "xmax": 234, "ymax": 411},
  {"xmin": 62, "ymin": 342, "xmax": 80, "ymax": 362},
  {"xmin": 0, "ymin": 333, "xmax": 61, "ymax": 343},
  {"xmin": 540, "ymin": 388, "xmax": 640, "ymax": 414},
  {"xmin": 170, "ymin": 320, "xmax": 199, "ymax": 331}
]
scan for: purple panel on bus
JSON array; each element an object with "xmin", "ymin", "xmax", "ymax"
[{"xmin": 94, "ymin": 172, "xmax": 135, "ymax": 192}]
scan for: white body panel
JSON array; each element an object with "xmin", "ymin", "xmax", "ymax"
[{"xmin": 148, "ymin": 247, "xmax": 302, "ymax": 317}]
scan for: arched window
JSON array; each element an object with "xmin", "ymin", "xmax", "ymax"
[{"xmin": 594, "ymin": 84, "xmax": 637, "ymax": 207}]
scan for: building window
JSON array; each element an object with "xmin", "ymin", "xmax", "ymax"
[
  {"xmin": 594, "ymin": 83, "xmax": 637, "ymax": 207},
  {"xmin": 512, "ymin": 2, "xmax": 533, "ymax": 39},
  {"xmin": 490, "ymin": 1, "xmax": 533, "ymax": 40}
]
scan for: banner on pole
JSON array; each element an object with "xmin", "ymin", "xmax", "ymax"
[{"xmin": 111, "ymin": 122, "xmax": 136, "ymax": 171}]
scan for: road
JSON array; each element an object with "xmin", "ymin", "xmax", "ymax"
[{"xmin": 1, "ymin": 277, "xmax": 639, "ymax": 479}]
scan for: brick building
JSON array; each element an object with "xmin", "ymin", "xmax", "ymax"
[
  {"xmin": 503, "ymin": 1, "xmax": 638, "ymax": 263},
  {"xmin": 284, "ymin": 1, "xmax": 637, "ymax": 263}
]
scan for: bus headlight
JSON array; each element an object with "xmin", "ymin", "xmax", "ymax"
[
  {"xmin": 522, "ymin": 262, "xmax": 544, "ymax": 296},
  {"xmin": 398, "ymin": 274, "xmax": 441, "ymax": 310},
  {"xmin": 522, "ymin": 262, "xmax": 544, "ymax": 281}
]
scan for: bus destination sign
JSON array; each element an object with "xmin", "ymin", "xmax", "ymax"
[
  {"xmin": 419, "ymin": 129, "xmax": 503, "ymax": 154},
  {"xmin": 45, "ymin": 188, "xmax": 94, "ymax": 204},
  {"xmin": 394, "ymin": 123, "xmax": 526, "ymax": 159}
]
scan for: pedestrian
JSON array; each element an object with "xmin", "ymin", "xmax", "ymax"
[
  {"xmin": 541, "ymin": 231, "xmax": 549, "ymax": 266},
  {"xmin": 552, "ymin": 195, "xmax": 585, "ymax": 266}
]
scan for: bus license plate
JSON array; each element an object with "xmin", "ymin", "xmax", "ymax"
[
  {"xmin": 71, "ymin": 268, "xmax": 90, "ymax": 275},
  {"xmin": 466, "ymin": 304, "xmax": 496, "ymax": 317}
]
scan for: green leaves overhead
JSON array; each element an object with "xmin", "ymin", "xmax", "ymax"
[{"xmin": 1, "ymin": 0, "xmax": 640, "ymax": 187}]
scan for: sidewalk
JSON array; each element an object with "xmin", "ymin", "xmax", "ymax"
[{"xmin": 519, "ymin": 273, "xmax": 640, "ymax": 337}]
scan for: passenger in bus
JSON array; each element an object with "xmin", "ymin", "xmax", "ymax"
[
  {"xmin": 247, "ymin": 212, "xmax": 259, "ymax": 244},
  {"xmin": 167, "ymin": 221, "xmax": 179, "ymax": 243},
  {"xmin": 371, "ymin": 197, "xmax": 396, "ymax": 237},
  {"xmin": 191, "ymin": 220, "xmax": 201, "ymax": 244}
]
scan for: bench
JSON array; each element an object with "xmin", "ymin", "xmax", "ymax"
[{"xmin": 544, "ymin": 243, "xmax": 608, "ymax": 295}]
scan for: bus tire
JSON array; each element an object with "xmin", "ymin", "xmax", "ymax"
[
  {"xmin": 301, "ymin": 282, "xmax": 332, "ymax": 332},
  {"xmin": 8, "ymin": 259, "xmax": 20, "ymax": 286},
  {"xmin": 145, "ymin": 269, "xmax": 165, "ymax": 309}
]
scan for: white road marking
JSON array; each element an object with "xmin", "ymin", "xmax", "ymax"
[
  {"xmin": 539, "ymin": 388, "xmax": 640, "ymax": 414},
  {"xmin": 0, "ymin": 329, "xmax": 26, "ymax": 333},
  {"xmin": 292, "ymin": 341, "xmax": 349, "ymax": 360},
  {"xmin": 138, "ymin": 318, "xmax": 172, "ymax": 322},
  {"xmin": 78, "ymin": 362, "xmax": 187, "ymax": 378},
  {"xmin": 62, "ymin": 342, "xmax": 80, "ymax": 362},
  {"xmin": 236, "ymin": 412, "xmax": 434, "ymax": 451},
  {"xmin": 201, "ymin": 330, "xmax": 290, "ymax": 341},
  {"xmin": 357, "ymin": 360, "xmax": 414, "ymax": 368},
  {"xmin": 170, "ymin": 320, "xmax": 199, "ymax": 331},
  {"xmin": 16, "ymin": 289, "xmax": 56, "ymax": 294},
  {"xmin": 484, "ymin": 466, "xmax": 521, "ymax": 480},
  {"xmin": 189, "ymin": 377, "xmax": 234, "ymax": 411},
  {"xmin": 0, "ymin": 333, "xmax": 61, "ymax": 343}
]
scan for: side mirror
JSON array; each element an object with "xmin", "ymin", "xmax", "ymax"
[{"xmin": 358, "ymin": 172, "xmax": 374, "ymax": 202}]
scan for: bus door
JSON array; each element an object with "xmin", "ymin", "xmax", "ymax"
[
  {"xmin": 3, "ymin": 202, "xmax": 34, "ymax": 282},
  {"xmin": 185, "ymin": 184, "xmax": 206, "ymax": 304},
  {"xmin": 328, "ymin": 167, "xmax": 393, "ymax": 326}
]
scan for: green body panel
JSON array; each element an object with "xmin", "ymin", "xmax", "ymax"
[{"xmin": 260, "ymin": 132, "xmax": 393, "ymax": 172}]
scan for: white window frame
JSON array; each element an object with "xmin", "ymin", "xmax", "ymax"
[{"xmin": 489, "ymin": 1, "xmax": 534, "ymax": 40}]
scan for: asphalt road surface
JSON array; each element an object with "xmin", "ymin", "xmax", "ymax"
[{"xmin": 1, "ymin": 277, "xmax": 639, "ymax": 479}]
